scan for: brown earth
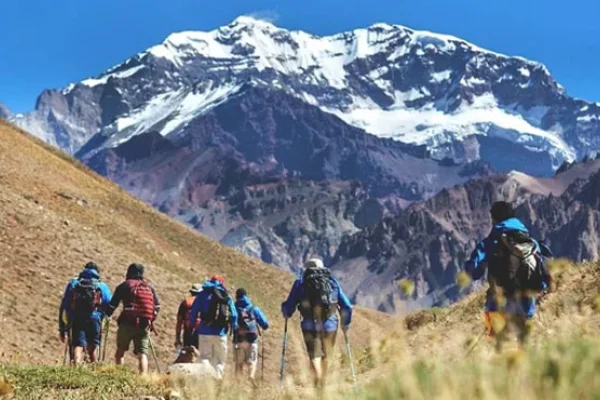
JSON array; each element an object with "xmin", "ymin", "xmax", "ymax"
[{"xmin": 0, "ymin": 120, "xmax": 395, "ymax": 383}]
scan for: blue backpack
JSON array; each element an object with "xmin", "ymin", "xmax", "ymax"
[{"xmin": 236, "ymin": 305, "xmax": 258, "ymax": 335}]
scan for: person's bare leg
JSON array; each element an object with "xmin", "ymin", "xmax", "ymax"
[
  {"xmin": 322, "ymin": 356, "xmax": 329, "ymax": 386},
  {"xmin": 310, "ymin": 357, "xmax": 323, "ymax": 387},
  {"xmin": 248, "ymin": 342, "xmax": 258, "ymax": 384},
  {"xmin": 87, "ymin": 346, "xmax": 99, "ymax": 363},
  {"xmin": 115, "ymin": 348, "xmax": 126, "ymax": 366},
  {"xmin": 73, "ymin": 347, "xmax": 84, "ymax": 365},
  {"xmin": 138, "ymin": 354, "xmax": 149, "ymax": 375}
]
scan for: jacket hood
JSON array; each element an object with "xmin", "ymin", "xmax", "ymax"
[
  {"xmin": 202, "ymin": 280, "xmax": 225, "ymax": 290},
  {"xmin": 494, "ymin": 217, "xmax": 529, "ymax": 233},
  {"xmin": 235, "ymin": 296, "xmax": 252, "ymax": 308},
  {"xmin": 79, "ymin": 268, "xmax": 100, "ymax": 280}
]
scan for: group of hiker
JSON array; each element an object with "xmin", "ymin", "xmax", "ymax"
[
  {"xmin": 58, "ymin": 256, "xmax": 353, "ymax": 387},
  {"xmin": 57, "ymin": 200, "xmax": 554, "ymax": 385}
]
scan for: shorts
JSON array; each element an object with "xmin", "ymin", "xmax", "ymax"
[
  {"xmin": 116, "ymin": 323, "xmax": 150, "ymax": 355},
  {"xmin": 71, "ymin": 317, "xmax": 102, "ymax": 348},
  {"xmin": 302, "ymin": 330, "xmax": 337, "ymax": 360},
  {"xmin": 234, "ymin": 341, "xmax": 258, "ymax": 366},
  {"xmin": 183, "ymin": 329, "xmax": 199, "ymax": 349}
]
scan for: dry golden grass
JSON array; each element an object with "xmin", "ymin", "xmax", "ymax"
[
  {"xmin": 0, "ymin": 120, "xmax": 393, "ymax": 383},
  {"xmin": 3, "ymin": 119, "xmax": 600, "ymax": 399}
]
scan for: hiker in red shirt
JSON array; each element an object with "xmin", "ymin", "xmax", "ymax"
[
  {"xmin": 175, "ymin": 283, "xmax": 202, "ymax": 350},
  {"xmin": 106, "ymin": 263, "xmax": 160, "ymax": 375}
]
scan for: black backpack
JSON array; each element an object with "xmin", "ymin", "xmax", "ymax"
[
  {"xmin": 202, "ymin": 286, "xmax": 230, "ymax": 328},
  {"xmin": 489, "ymin": 230, "xmax": 550, "ymax": 293},
  {"xmin": 70, "ymin": 278, "xmax": 101, "ymax": 315},
  {"xmin": 300, "ymin": 267, "xmax": 338, "ymax": 321}
]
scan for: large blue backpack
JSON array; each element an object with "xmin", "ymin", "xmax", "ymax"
[{"xmin": 237, "ymin": 305, "xmax": 258, "ymax": 335}]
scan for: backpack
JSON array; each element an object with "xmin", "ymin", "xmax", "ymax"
[
  {"xmin": 489, "ymin": 230, "xmax": 550, "ymax": 293},
  {"xmin": 201, "ymin": 286, "xmax": 230, "ymax": 329},
  {"xmin": 122, "ymin": 279, "xmax": 155, "ymax": 325},
  {"xmin": 236, "ymin": 305, "xmax": 258, "ymax": 335},
  {"xmin": 70, "ymin": 278, "xmax": 102, "ymax": 315},
  {"xmin": 299, "ymin": 267, "xmax": 338, "ymax": 321}
]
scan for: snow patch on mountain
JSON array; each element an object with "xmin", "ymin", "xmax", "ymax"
[{"xmin": 81, "ymin": 65, "xmax": 146, "ymax": 88}]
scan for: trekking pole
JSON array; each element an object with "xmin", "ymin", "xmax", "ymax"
[
  {"xmin": 257, "ymin": 326, "xmax": 264, "ymax": 383},
  {"xmin": 279, "ymin": 318, "xmax": 288, "ymax": 385},
  {"xmin": 342, "ymin": 328, "xmax": 359, "ymax": 394},
  {"xmin": 67, "ymin": 327, "xmax": 73, "ymax": 366},
  {"xmin": 62, "ymin": 335, "xmax": 69, "ymax": 366},
  {"xmin": 101, "ymin": 319, "xmax": 110, "ymax": 363},
  {"xmin": 465, "ymin": 328, "xmax": 487, "ymax": 358},
  {"xmin": 148, "ymin": 336, "xmax": 162, "ymax": 374},
  {"xmin": 261, "ymin": 333, "xmax": 265, "ymax": 383}
]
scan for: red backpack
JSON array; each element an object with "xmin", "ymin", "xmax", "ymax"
[{"xmin": 121, "ymin": 279, "xmax": 155, "ymax": 326}]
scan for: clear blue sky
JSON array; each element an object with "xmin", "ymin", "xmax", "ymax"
[{"xmin": 1, "ymin": 0, "xmax": 599, "ymax": 112}]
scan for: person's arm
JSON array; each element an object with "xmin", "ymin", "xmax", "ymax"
[
  {"xmin": 464, "ymin": 235, "xmax": 492, "ymax": 281},
  {"xmin": 337, "ymin": 283, "xmax": 353, "ymax": 330},
  {"xmin": 189, "ymin": 295, "xmax": 201, "ymax": 329},
  {"xmin": 99, "ymin": 283, "xmax": 112, "ymax": 316},
  {"xmin": 228, "ymin": 297, "xmax": 239, "ymax": 332},
  {"xmin": 176, "ymin": 301, "xmax": 186, "ymax": 346},
  {"xmin": 105, "ymin": 283, "xmax": 125, "ymax": 318},
  {"xmin": 151, "ymin": 286, "xmax": 161, "ymax": 319},
  {"xmin": 58, "ymin": 282, "xmax": 72, "ymax": 337},
  {"xmin": 253, "ymin": 307, "xmax": 269, "ymax": 330},
  {"xmin": 281, "ymin": 280, "xmax": 301, "ymax": 319}
]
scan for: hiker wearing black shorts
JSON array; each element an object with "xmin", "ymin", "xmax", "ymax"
[
  {"xmin": 281, "ymin": 258, "xmax": 353, "ymax": 388},
  {"xmin": 58, "ymin": 262, "xmax": 112, "ymax": 365}
]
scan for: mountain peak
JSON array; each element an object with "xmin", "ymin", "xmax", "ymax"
[{"xmin": 230, "ymin": 15, "xmax": 278, "ymax": 28}]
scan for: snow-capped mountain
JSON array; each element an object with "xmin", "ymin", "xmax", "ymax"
[{"xmin": 10, "ymin": 16, "xmax": 600, "ymax": 174}]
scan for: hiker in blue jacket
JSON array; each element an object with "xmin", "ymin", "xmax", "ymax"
[
  {"xmin": 58, "ymin": 262, "xmax": 112, "ymax": 364},
  {"xmin": 281, "ymin": 258, "xmax": 353, "ymax": 388},
  {"xmin": 233, "ymin": 288, "xmax": 269, "ymax": 384},
  {"xmin": 189, "ymin": 275, "xmax": 238, "ymax": 380},
  {"xmin": 464, "ymin": 201, "xmax": 552, "ymax": 343}
]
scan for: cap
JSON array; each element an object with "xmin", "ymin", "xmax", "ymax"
[
  {"xmin": 190, "ymin": 283, "xmax": 202, "ymax": 294},
  {"xmin": 305, "ymin": 258, "xmax": 325, "ymax": 269}
]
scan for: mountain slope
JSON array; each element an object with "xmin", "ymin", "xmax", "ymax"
[
  {"xmin": 332, "ymin": 158, "xmax": 600, "ymax": 313},
  {"xmin": 0, "ymin": 120, "xmax": 392, "ymax": 376},
  {"xmin": 80, "ymin": 84, "xmax": 487, "ymax": 270},
  {"xmin": 11, "ymin": 16, "xmax": 600, "ymax": 174}
]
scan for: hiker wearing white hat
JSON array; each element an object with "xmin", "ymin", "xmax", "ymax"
[{"xmin": 175, "ymin": 283, "xmax": 203, "ymax": 349}]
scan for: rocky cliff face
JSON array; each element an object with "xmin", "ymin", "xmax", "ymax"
[
  {"xmin": 332, "ymin": 158, "xmax": 600, "ymax": 313},
  {"xmin": 85, "ymin": 85, "xmax": 486, "ymax": 270}
]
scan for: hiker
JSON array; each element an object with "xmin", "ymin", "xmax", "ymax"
[
  {"xmin": 189, "ymin": 275, "xmax": 238, "ymax": 380},
  {"xmin": 233, "ymin": 288, "xmax": 269, "ymax": 385},
  {"xmin": 58, "ymin": 262, "xmax": 112, "ymax": 364},
  {"xmin": 175, "ymin": 283, "xmax": 202, "ymax": 350},
  {"xmin": 281, "ymin": 258, "xmax": 353, "ymax": 388},
  {"xmin": 464, "ymin": 201, "xmax": 552, "ymax": 344},
  {"xmin": 105, "ymin": 263, "xmax": 160, "ymax": 375}
]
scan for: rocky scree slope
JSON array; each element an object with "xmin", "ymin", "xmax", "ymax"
[{"xmin": 332, "ymin": 157, "xmax": 600, "ymax": 313}]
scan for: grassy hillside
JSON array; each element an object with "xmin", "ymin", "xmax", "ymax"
[
  {"xmin": 3, "ymin": 118, "xmax": 600, "ymax": 399},
  {"xmin": 2, "ymin": 258, "xmax": 599, "ymax": 399},
  {"xmin": 0, "ymin": 120, "xmax": 394, "ymax": 384}
]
